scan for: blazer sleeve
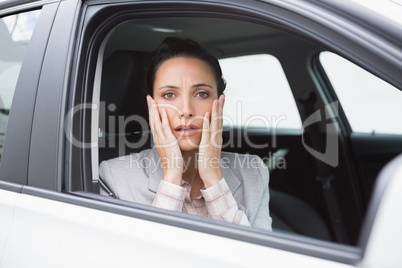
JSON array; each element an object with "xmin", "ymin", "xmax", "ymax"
[{"xmin": 252, "ymin": 155, "xmax": 273, "ymax": 231}]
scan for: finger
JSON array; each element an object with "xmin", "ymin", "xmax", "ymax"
[
  {"xmin": 146, "ymin": 95, "xmax": 151, "ymax": 120},
  {"xmin": 160, "ymin": 107, "xmax": 177, "ymax": 148},
  {"xmin": 218, "ymin": 94, "xmax": 225, "ymax": 129},
  {"xmin": 219, "ymin": 94, "xmax": 225, "ymax": 114},
  {"xmin": 218, "ymin": 94, "xmax": 223, "ymax": 113},
  {"xmin": 154, "ymin": 107, "xmax": 164, "ymax": 137},
  {"xmin": 147, "ymin": 96, "xmax": 162, "ymax": 146},
  {"xmin": 200, "ymin": 112, "xmax": 210, "ymax": 147},
  {"xmin": 212, "ymin": 96, "xmax": 224, "ymax": 147},
  {"xmin": 147, "ymin": 95, "xmax": 156, "ymax": 135},
  {"xmin": 211, "ymin": 98, "xmax": 219, "ymax": 132},
  {"xmin": 160, "ymin": 107, "xmax": 171, "ymax": 135},
  {"xmin": 150, "ymin": 99, "xmax": 164, "ymax": 138}
]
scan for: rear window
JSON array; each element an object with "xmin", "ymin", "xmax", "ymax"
[
  {"xmin": 219, "ymin": 54, "xmax": 302, "ymax": 130},
  {"xmin": 319, "ymin": 51, "xmax": 402, "ymax": 135}
]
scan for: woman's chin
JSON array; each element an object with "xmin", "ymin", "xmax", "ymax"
[{"xmin": 177, "ymin": 137, "xmax": 201, "ymax": 152}]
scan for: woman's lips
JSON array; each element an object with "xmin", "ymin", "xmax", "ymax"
[{"xmin": 174, "ymin": 124, "xmax": 200, "ymax": 136}]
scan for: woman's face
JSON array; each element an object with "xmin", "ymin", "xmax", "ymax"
[{"xmin": 153, "ymin": 56, "xmax": 218, "ymax": 151}]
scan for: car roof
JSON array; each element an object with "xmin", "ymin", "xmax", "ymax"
[{"xmin": 103, "ymin": 16, "xmax": 316, "ymax": 60}]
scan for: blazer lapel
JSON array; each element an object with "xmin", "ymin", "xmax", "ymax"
[
  {"xmin": 147, "ymin": 147, "xmax": 163, "ymax": 193},
  {"xmin": 221, "ymin": 164, "xmax": 245, "ymax": 213},
  {"xmin": 221, "ymin": 164, "xmax": 241, "ymax": 195}
]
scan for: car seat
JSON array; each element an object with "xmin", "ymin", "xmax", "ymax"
[
  {"xmin": 99, "ymin": 50, "xmax": 151, "ymax": 162},
  {"xmin": 270, "ymin": 188, "xmax": 332, "ymax": 240}
]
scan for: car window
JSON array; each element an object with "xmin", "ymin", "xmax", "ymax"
[
  {"xmin": 84, "ymin": 6, "xmax": 400, "ymax": 254},
  {"xmin": 94, "ymin": 16, "xmax": 331, "ymax": 242},
  {"xmin": 0, "ymin": 9, "xmax": 41, "ymax": 160},
  {"xmin": 219, "ymin": 54, "xmax": 302, "ymax": 129},
  {"xmin": 319, "ymin": 51, "xmax": 402, "ymax": 135}
]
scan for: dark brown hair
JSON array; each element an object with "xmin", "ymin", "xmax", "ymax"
[{"xmin": 144, "ymin": 37, "xmax": 226, "ymax": 97}]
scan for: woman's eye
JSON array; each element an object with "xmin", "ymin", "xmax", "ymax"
[
  {"xmin": 163, "ymin": 93, "xmax": 175, "ymax": 99},
  {"xmin": 196, "ymin": 92, "xmax": 209, "ymax": 98}
]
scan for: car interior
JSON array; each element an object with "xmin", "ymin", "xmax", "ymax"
[{"xmin": 93, "ymin": 15, "xmax": 391, "ymax": 245}]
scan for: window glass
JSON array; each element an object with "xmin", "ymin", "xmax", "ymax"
[
  {"xmin": 0, "ymin": 9, "xmax": 41, "ymax": 160},
  {"xmin": 320, "ymin": 51, "xmax": 402, "ymax": 135},
  {"xmin": 219, "ymin": 54, "xmax": 302, "ymax": 129}
]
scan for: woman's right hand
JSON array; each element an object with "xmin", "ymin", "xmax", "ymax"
[{"xmin": 147, "ymin": 95, "xmax": 183, "ymax": 185}]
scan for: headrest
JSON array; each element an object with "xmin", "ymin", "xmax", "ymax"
[{"xmin": 100, "ymin": 51, "xmax": 150, "ymax": 135}]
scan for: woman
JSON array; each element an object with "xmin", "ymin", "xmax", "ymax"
[{"xmin": 99, "ymin": 37, "xmax": 272, "ymax": 230}]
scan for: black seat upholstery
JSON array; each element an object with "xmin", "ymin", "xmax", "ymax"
[
  {"xmin": 270, "ymin": 188, "xmax": 332, "ymax": 240},
  {"xmin": 99, "ymin": 51, "xmax": 152, "ymax": 162}
]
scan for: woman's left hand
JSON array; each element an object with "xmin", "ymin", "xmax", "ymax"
[{"xmin": 198, "ymin": 94, "xmax": 225, "ymax": 188}]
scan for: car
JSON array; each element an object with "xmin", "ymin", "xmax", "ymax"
[{"xmin": 0, "ymin": 0, "xmax": 401, "ymax": 267}]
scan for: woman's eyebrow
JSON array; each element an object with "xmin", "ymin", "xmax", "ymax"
[
  {"xmin": 192, "ymin": 83, "xmax": 214, "ymax": 89},
  {"xmin": 157, "ymin": 85, "xmax": 179, "ymax": 90},
  {"xmin": 158, "ymin": 83, "xmax": 214, "ymax": 90}
]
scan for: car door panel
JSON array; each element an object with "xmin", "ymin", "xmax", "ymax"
[
  {"xmin": 0, "ymin": 185, "xmax": 359, "ymax": 267},
  {"xmin": 0, "ymin": 188, "xmax": 20, "ymax": 262}
]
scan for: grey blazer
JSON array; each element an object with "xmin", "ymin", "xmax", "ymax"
[{"xmin": 99, "ymin": 147, "xmax": 272, "ymax": 230}]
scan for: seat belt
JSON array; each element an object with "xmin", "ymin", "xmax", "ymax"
[
  {"xmin": 299, "ymin": 92, "xmax": 349, "ymax": 244},
  {"xmin": 98, "ymin": 177, "xmax": 117, "ymax": 198},
  {"xmin": 264, "ymin": 149, "xmax": 289, "ymax": 172}
]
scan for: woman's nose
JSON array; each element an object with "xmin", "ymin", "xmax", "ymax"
[{"xmin": 178, "ymin": 98, "xmax": 194, "ymax": 119}]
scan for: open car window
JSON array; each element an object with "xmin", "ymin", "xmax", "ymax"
[{"xmin": 92, "ymin": 15, "xmax": 345, "ymax": 244}]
